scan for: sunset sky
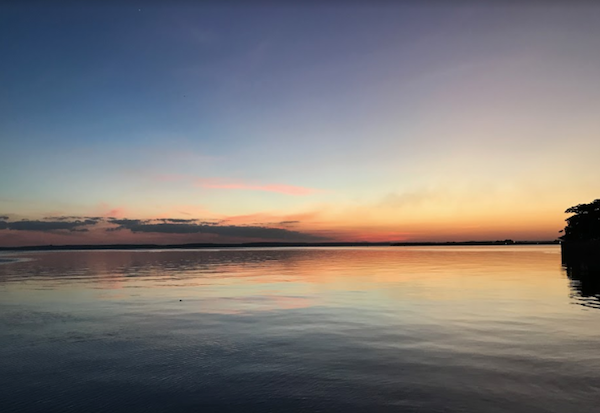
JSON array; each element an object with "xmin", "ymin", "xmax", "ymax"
[{"xmin": 1, "ymin": 2, "xmax": 599, "ymax": 246}]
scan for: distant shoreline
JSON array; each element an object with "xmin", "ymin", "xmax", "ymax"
[
  {"xmin": 391, "ymin": 240, "xmax": 559, "ymax": 246},
  {"xmin": 0, "ymin": 240, "xmax": 560, "ymax": 252}
]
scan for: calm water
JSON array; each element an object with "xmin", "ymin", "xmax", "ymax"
[{"xmin": 0, "ymin": 246, "xmax": 598, "ymax": 412}]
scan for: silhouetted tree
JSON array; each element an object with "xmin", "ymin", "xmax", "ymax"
[{"xmin": 560, "ymin": 199, "xmax": 600, "ymax": 241}]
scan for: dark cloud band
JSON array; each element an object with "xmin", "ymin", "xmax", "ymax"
[
  {"xmin": 0, "ymin": 216, "xmax": 325, "ymax": 242},
  {"xmin": 109, "ymin": 221, "xmax": 324, "ymax": 241},
  {"xmin": 1, "ymin": 220, "xmax": 94, "ymax": 232}
]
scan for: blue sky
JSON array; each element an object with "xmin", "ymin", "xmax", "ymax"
[{"xmin": 1, "ymin": 2, "xmax": 600, "ymax": 245}]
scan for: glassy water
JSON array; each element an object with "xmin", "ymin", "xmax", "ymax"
[{"xmin": 0, "ymin": 246, "xmax": 598, "ymax": 412}]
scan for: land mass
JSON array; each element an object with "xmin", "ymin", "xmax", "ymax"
[{"xmin": 0, "ymin": 240, "xmax": 559, "ymax": 251}]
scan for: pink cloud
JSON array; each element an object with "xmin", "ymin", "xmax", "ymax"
[
  {"xmin": 196, "ymin": 178, "xmax": 319, "ymax": 196},
  {"xmin": 105, "ymin": 208, "xmax": 126, "ymax": 218},
  {"xmin": 220, "ymin": 210, "xmax": 322, "ymax": 226},
  {"xmin": 96, "ymin": 203, "xmax": 127, "ymax": 218},
  {"xmin": 152, "ymin": 174, "xmax": 321, "ymax": 196}
]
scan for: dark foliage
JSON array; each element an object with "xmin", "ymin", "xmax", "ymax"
[{"xmin": 560, "ymin": 199, "xmax": 600, "ymax": 241}]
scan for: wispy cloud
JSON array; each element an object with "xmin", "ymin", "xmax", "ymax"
[
  {"xmin": 278, "ymin": 220, "xmax": 299, "ymax": 226},
  {"xmin": 152, "ymin": 174, "xmax": 320, "ymax": 196},
  {"xmin": 220, "ymin": 210, "xmax": 322, "ymax": 226},
  {"xmin": 94, "ymin": 202, "xmax": 129, "ymax": 219},
  {"xmin": 196, "ymin": 178, "xmax": 319, "ymax": 196}
]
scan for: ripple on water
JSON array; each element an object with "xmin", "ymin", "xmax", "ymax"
[{"xmin": 0, "ymin": 247, "xmax": 599, "ymax": 413}]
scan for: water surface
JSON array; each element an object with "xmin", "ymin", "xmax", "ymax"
[{"xmin": 1, "ymin": 246, "xmax": 598, "ymax": 412}]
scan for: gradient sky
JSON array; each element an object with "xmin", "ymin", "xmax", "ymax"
[{"xmin": 1, "ymin": 2, "xmax": 600, "ymax": 246}]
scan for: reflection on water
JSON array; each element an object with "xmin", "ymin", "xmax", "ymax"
[
  {"xmin": 0, "ymin": 246, "xmax": 599, "ymax": 413},
  {"xmin": 564, "ymin": 258, "xmax": 600, "ymax": 310}
]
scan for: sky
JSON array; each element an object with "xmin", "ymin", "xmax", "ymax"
[{"xmin": 1, "ymin": 2, "xmax": 600, "ymax": 246}]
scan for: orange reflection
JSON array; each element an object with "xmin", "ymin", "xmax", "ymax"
[{"xmin": 0, "ymin": 246, "xmax": 568, "ymax": 316}]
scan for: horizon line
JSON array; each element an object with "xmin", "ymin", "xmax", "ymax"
[{"xmin": 0, "ymin": 240, "xmax": 561, "ymax": 251}]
